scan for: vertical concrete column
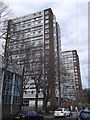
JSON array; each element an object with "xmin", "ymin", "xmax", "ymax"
[{"xmin": 10, "ymin": 73, "xmax": 15, "ymax": 114}]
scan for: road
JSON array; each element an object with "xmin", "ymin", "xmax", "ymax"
[
  {"xmin": 45, "ymin": 116, "xmax": 77, "ymax": 120},
  {"xmin": 44, "ymin": 112, "xmax": 78, "ymax": 120},
  {"xmin": 45, "ymin": 118, "xmax": 77, "ymax": 120}
]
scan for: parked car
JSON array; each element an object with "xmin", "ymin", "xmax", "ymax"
[
  {"xmin": 54, "ymin": 108, "xmax": 71, "ymax": 118},
  {"xmin": 14, "ymin": 110, "xmax": 44, "ymax": 120},
  {"xmin": 77, "ymin": 110, "xmax": 90, "ymax": 120}
]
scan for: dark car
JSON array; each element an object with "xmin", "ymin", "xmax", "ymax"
[
  {"xmin": 78, "ymin": 110, "xmax": 90, "ymax": 120},
  {"xmin": 14, "ymin": 110, "xmax": 44, "ymax": 120}
]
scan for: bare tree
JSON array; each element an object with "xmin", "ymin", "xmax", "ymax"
[
  {"xmin": 21, "ymin": 41, "xmax": 57, "ymax": 112},
  {"xmin": 5, "ymin": 32, "xmax": 44, "ymax": 111},
  {"xmin": 0, "ymin": 1, "xmax": 12, "ymax": 55},
  {"xmin": 23, "ymin": 42, "xmax": 44, "ymax": 111}
]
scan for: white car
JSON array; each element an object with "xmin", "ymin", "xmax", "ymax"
[{"xmin": 54, "ymin": 108, "xmax": 71, "ymax": 117}]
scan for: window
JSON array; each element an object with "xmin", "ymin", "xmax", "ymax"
[
  {"xmin": 45, "ymin": 45, "xmax": 49, "ymax": 49},
  {"xmin": 45, "ymin": 15, "xmax": 49, "ymax": 19},
  {"xmin": 38, "ymin": 20, "xmax": 41, "ymax": 23},
  {"xmin": 74, "ymin": 60, "xmax": 76, "ymax": 62},
  {"xmin": 38, "ymin": 12, "xmax": 41, "ymax": 14},
  {"xmin": 75, "ymin": 73, "xmax": 78, "ymax": 75},
  {"xmin": 31, "ymin": 22, "xmax": 34, "ymax": 25},
  {"xmin": 75, "ymin": 76, "xmax": 78, "ymax": 78},
  {"xmin": 45, "ymin": 34, "xmax": 49, "ymax": 39},
  {"xmin": 45, "ymin": 50, "xmax": 49, "ymax": 55},
  {"xmin": 34, "ymin": 13, "xmax": 36, "ymax": 16},
  {"xmin": 45, "ymin": 11, "xmax": 49, "ymax": 15},
  {"xmin": 28, "ymin": 23, "xmax": 31, "ymax": 26},
  {"xmin": 31, "ymin": 90, "xmax": 35, "ymax": 94},
  {"xmin": 45, "ymin": 29, "xmax": 49, "ymax": 33},
  {"xmin": 33, "ymin": 31, "xmax": 35, "ymax": 34},
  {"xmin": 38, "ymin": 31, "xmax": 41, "ymax": 33},
  {"xmin": 45, "ymin": 24, "xmax": 49, "ymax": 29},
  {"xmin": 36, "ymin": 17, "xmax": 39, "ymax": 20},
  {"xmin": 45, "ymin": 20, "xmax": 49, "ymax": 24},
  {"xmin": 22, "ymin": 25, "xmax": 25, "ymax": 27},
  {"xmin": 41, "ymin": 19, "xmax": 43, "ymax": 23},
  {"xmin": 45, "ymin": 39, "xmax": 49, "ymax": 44},
  {"xmin": 24, "ymin": 91, "xmax": 27, "ymax": 94},
  {"xmin": 73, "ymin": 57, "xmax": 76, "ymax": 59}
]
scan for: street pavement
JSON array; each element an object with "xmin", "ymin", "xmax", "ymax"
[
  {"xmin": 45, "ymin": 118, "xmax": 77, "ymax": 120},
  {"xmin": 44, "ymin": 112, "xmax": 78, "ymax": 120}
]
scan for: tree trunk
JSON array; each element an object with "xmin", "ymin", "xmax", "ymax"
[
  {"xmin": 35, "ymin": 89, "xmax": 38, "ymax": 111},
  {"xmin": 43, "ymin": 92, "xmax": 48, "ymax": 113}
]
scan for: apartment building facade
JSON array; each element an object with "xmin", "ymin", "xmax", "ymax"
[
  {"xmin": 5, "ymin": 8, "xmax": 62, "ymax": 110},
  {"xmin": 62, "ymin": 50, "xmax": 82, "ymax": 110}
]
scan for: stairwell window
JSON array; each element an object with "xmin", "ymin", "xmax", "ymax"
[
  {"xmin": 45, "ymin": 15, "xmax": 49, "ymax": 19},
  {"xmin": 45, "ymin": 45, "xmax": 49, "ymax": 49},
  {"xmin": 45, "ymin": 34, "xmax": 49, "ymax": 39},
  {"xmin": 45, "ymin": 20, "xmax": 49, "ymax": 24},
  {"xmin": 45, "ymin": 11, "xmax": 49, "ymax": 15},
  {"xmin": 45, "ymin": 39, "xmax": 49, "ymax": 44},
  {"xmin": 45, "ymin": 29, "xmax": 49, "ymax": 33},
  {"xmin": 45, "ymin": 24, "xmax": 49, "ymax": 29}
]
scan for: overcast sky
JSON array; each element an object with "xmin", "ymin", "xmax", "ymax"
[{"xmin": 2, "ymin": 0, "xmax": 89, "ymax": 88}]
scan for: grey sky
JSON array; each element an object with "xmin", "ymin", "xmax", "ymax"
[{"xmin": 2, "ymin": 0, "xmax": 88, "ymax": 88}]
